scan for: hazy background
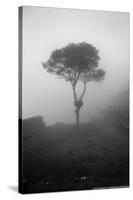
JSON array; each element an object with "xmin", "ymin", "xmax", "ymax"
[{"xmin": 22, "ymin": 6, "xmax": 129, "ymax": 125}]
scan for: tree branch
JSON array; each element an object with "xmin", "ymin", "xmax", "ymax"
[
  {"xmin": 72, "ymin": 84, "xmax": 77, "ymax": 103},
  {"xmin": 79, "ymin": 81, "xmax": 86, "ymax": 102},
  {"xmin": 75, "ymin": 72, "xmax": 80, "ymax": 85}
]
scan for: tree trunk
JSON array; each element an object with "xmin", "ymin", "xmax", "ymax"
[
  {"xmin": 72, "ymin": 84, "xmax": 84, "ymax": 128},
  {"xmin": 76, "ymin": 110, "xmax": 80, "ymax": 128}
]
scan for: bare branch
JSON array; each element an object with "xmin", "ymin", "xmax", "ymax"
[{"xmin": 79, "ymin": 80, "xmax": 86, "ymax": 102}]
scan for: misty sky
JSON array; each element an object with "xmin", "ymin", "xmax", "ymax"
[{"xmin": 22, "ymin": 6, "xmax": 129, "ymax": 125}]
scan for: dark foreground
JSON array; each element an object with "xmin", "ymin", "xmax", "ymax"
[{"xmin": 20, "ymin": 115, "xmax": 129, "ymax": 194}]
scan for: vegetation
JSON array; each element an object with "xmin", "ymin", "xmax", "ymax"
[{"xmin": 42, "ymin": 42, "xmax": 105, "ymax": 127}]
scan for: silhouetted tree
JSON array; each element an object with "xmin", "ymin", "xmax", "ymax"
[{"xmin": 42, "ymin": 42, "xmax": 105, "ymax": 127}]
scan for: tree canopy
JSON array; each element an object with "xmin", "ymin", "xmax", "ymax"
[{"xmin": 42, "ymin": 42, "xmax": 105, "ymax": 86}]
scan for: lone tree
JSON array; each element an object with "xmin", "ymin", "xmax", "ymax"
[{"xmin": 42, "ymin": 42, "xmax": 105, "ymax": 127}]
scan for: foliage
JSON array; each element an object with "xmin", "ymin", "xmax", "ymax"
[{"xmin": 42, "ymin": 42, "xmax": 105, "ymax": 85}]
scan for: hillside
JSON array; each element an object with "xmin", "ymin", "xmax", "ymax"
[{"xmin": 21, "ymin": 90, "xmax": 129, "ymax": 193}]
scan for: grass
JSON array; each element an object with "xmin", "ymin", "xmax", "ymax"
[{"xmin": 21, "ymin": 117, "xmax": 129, "ymax": 193}]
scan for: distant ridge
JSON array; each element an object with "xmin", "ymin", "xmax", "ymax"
[{"xmin": 23, "ymin": 116, "xmax": 46, "ymax": 141}]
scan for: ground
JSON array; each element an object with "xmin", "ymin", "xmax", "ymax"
[{"xmin": 21, "ymin": 117, "xmax": 129, "ymax": 193}]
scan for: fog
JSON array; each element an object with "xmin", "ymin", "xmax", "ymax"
[{"xmin": 22, "ymin": 6, "xmax": 129, "ymax": 125}]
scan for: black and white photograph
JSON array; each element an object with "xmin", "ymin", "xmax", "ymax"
[{"xmin": 19, "ymin": 6, "xmax": 129, "ymax": 194}]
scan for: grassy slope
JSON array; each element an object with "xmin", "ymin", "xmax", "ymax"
[{"xmin": 22, "ymin": 119, "xmax": 129, "ymax": 193}]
